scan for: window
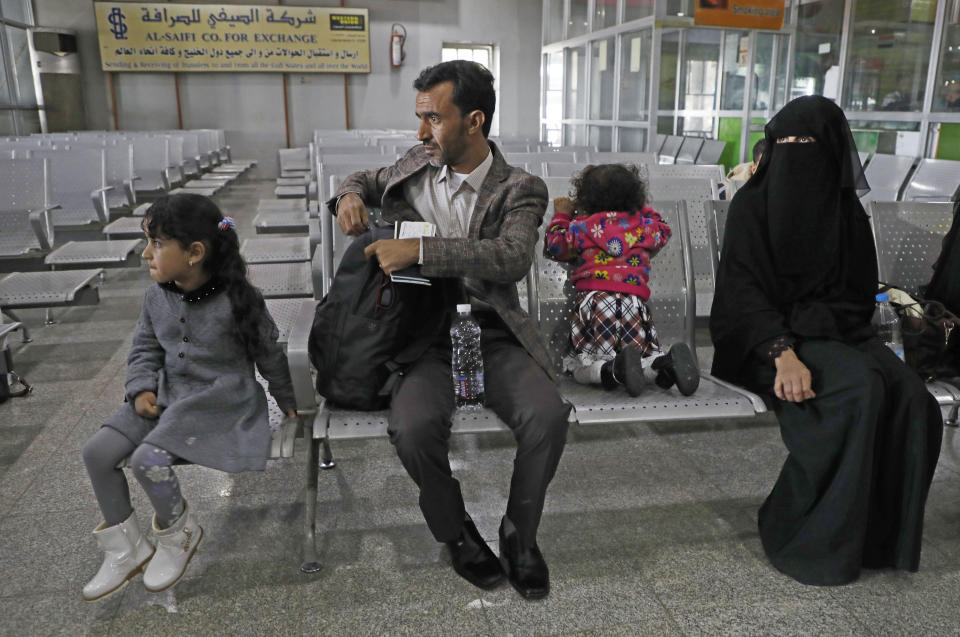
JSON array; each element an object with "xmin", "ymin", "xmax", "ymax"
[
  {"xmin": 594, "ymin": 0, "xmax": 618, "ymax": 31},
  {"xmin": 544, "ymin": 0, "xmax": 565, "ymax": 44},
  {"xmin": 441, "ymin": 43, "xmax": 499, "ymax": 135},
  {"xmin": 589, "ymin": 37, "xmax": 615, "ymax": 119},
  {"xmin": 791, "ymin": 0, "xmax": 844, "ymax": 100},
  {"xmin": 0, "ymin": 0, "xmax": 36, "ymax": 135},
  {"xmin": 843, "ymin": 0, "xmax": 940, "ymax": 112},
  {"xmin": 619, "ymin": 29, "xmax": 652, "ymax": 121},
  {"xmin": 933, "ymin": 0, "xmax": 960, "ymax": 111},
  {"xmin": 565, "ymin": 45, "xmax": 587, "ymax": 119},
  {"xmin": 441, "ymin": 43, "xmax": 493, "ymax": 69}
]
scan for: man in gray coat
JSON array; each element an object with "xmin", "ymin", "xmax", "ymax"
[{"xmin": 329, "ymin": 61, "xmax": 569, "ymax": 600}]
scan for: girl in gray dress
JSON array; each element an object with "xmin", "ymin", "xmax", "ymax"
[{"xmin": 80, "ymin": 194, "xmax": 297, "ymax": 600}]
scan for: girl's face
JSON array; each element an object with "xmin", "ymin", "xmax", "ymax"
[{"xmin": 141, "ymin": 231, "xmax": 193, "ymax": 284}]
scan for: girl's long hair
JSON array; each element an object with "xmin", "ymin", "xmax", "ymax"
[{"xmin": 143, "ymin": 194, "xmax": 269, "ymax": 361}]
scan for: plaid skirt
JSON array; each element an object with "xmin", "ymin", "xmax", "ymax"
[{"xmin": 563, "ymin": 290, "xmax": 662, "ymax": 370}]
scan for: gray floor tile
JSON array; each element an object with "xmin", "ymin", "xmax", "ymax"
[
  {"xmin": 480, "ymin": 558, "xmax": 677, "ymax": 636},
  {"xmin": 671, "ymin": 595, "xmax": 868, "ymax": 636},
  {"xmin": 1, "ymin": 590, "xmax": 119, "ymax": 636}
]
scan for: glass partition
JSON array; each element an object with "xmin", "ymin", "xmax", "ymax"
[
  {"xmin": 619, "ymin": 29, "xmax": 652, "ymax": 121},
  {"xmin": 565, "ymin": 46, "xmax": 587, "ymax": 119},
  {"xmin": 565, "ymin": 123, "xmax": 587, "ymax": 145},
  {"xmin": 792, "ymin": 0, "xmax": 844, "ymax": 99},
  {"xmin": 569, "ymin": 0, "xmax": 589, "ymax": 38},
  {"xmin": 843, "ymin": 0, "xmax": 940, "ymax": 112},
  {"xmin": 847, "ymin": 119, "xmax": 922, "ymax": 156},
  {"xmin": 542, "ymin": 51, "xmax": 564, "ymax": 145},
  {"xmin": 624, "ymin": 0, "xmax": 654, "ymax": 22},
  {"xmin": 681, "ymin": 29, "xmax": 722, "ymax": 111},
  {"xmin": 544, "ymin": 0, "xmax": 565, "ymax": 44},
  {"xmin": 618, "ymin": 126, "xmax": 648, "ymax": 151},
  {"xmin": 589, "ymin": 124, "xmax": 613, "ymax": 150},
  {"xmin": 590, "ymin": 37, "xmax": 616, "ymax": 119},
  {"xmin": 0, "ymin": 0, "xmax": 32, "ymax": 24},
  {"xmin": 594, "ymin": 0, "xmax": 618, "ymax": 31},
  {"xmin": 933, "ymin": 0, "xmax": 960, "ymax": 111}
]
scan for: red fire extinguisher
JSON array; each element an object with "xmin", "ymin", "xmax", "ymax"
[{"xmin": 391, "ymin": 23, "xmax": 406, "ymax": 67}]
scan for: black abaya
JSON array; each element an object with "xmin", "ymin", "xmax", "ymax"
[{"xmin": 710, "ymin": 96, "xmax": 943, "ymax": 586}]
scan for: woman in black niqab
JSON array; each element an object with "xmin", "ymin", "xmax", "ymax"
[{"xmin": 710, "ymin": 95, "xmax": 942, "ymax": 586}]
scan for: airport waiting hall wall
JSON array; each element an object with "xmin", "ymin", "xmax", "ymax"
[{"xmin": 30, "ymin": 0, "xmax": 543, "ymax": 177}]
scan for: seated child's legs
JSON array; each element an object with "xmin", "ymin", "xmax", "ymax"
[
  {"xmin": 129, "ymin": 444, "xmax": 185, "ymax": 529},
  {"xmin": 83, "ymin": 427, "xmax": 137, "ymax": 526}
]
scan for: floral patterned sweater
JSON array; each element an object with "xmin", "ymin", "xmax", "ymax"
[{"xmin": 543, "ymin": 206, "xmax": 671, "ymax": 301}]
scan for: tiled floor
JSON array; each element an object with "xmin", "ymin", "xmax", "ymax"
[{"xmin": 2, "ymin": 178, "xmax": 960, "ymax": 636}]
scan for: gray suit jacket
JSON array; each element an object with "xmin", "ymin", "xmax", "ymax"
[{"xmin": 327, "ymin": 141, "xmax": 555, "ymax": 378}]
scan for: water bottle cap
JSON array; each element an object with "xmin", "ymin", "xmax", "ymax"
[
  {"xmin": 456, "ymin": 304, "xmax": 472, "ymax": 314},
  {"xmin": 875, "ymin": 293, "xmax": 890, "ymax": 302}
]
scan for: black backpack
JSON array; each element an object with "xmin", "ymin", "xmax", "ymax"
[{"xmin": 308, "ymin": 227, "xmax": 447, "ymax": 410}]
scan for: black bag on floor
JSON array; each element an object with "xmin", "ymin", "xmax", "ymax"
[{"xmin": 308, "ymin": 227, "xmax": 446, "ymax": 410}]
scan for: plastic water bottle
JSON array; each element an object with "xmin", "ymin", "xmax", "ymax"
[
  {"xmin": 451, "ymin": 304, "xmax": 485, "ymax": 408},
  {"xmin": 873, "ymin": 293, "xmax": 905, "ymax": 361}
]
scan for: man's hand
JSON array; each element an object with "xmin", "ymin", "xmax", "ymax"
[
  {"xmin": 554, "ymin": 196, "xmax": 575, "ymax": 214},
  {"xmin": 773, "ymin": 348, "xmax": 816, "ymax": 403},
  {"xmin": 364, "ymin": 238, "xmax": 420, "ymax": 275},
  {"xmin": 337, "ymin": 192, "xmax": 369, "ymax": 236},
  {"xmin": 134, "ymin": 391, "xmax": 160, "ymax": 419}
]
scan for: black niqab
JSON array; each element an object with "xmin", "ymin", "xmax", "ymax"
[{"xmin": 710, "ymin": 95, "xmax": 879, "ymax": 384}]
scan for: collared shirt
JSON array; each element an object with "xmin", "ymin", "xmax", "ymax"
[{"xmin": 403, "ymin": 147, "xmax": 493, "ymax": 263}]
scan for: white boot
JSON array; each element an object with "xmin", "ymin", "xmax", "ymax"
[
  {"xmin": 82, "ymin": 512, "xmax": 155, "ymax": 601},
  {"xmin": 142, "ymin": 500, "xmax": 203, "ymax": 593}
]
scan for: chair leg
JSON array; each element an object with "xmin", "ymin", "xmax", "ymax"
[
  {"xmin": 299, "ymin": 436, "xmax": 322, "ymax": 574},
  {"xmin": 320, "ymin": 437, "xmax": 336, "ymax": 470}
]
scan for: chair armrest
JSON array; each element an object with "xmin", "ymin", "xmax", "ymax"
[
  {"xmin": 123, "ymin": 180, "xmax": 137, "ymax": 206},
  {"xmin": 91, "ymin": 186, "xmax": 115, "ymax": 224},
  {"xmin": 310, "ymin": 244, "xmax": 324, "ymax": 299},
  {"xmin": 287, "ymin": 298, "xmax": 319, "ymax": 414},
  {"xmin": 28, "ymin": 205, "xmax": 60, "ymax": 251}
]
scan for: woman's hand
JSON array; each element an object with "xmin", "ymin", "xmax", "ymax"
[
  {"xmin": 553, "ymin": 196, "xmax": 575, "ymax": 214},
  {"xmin": 286, "ymin": 409, "xmax": 298, "ymax": 419},
  {"xmin": 773, "ymin": 349, "xmax": 816, "ymax": 403},
  {"xmin": 134, "ymin": 391, "xmax": 160, "ymax": 419}
]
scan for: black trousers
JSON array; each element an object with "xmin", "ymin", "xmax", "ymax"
[{"xmin": 388, "ymin": 325, "xmax": 570, "ymax": 546}]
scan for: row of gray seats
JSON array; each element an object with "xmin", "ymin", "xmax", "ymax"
[
  {"xmin": 654, "ymin": 134, "xmax": 727, "ymax": 166},
  {"xmin": 859, "ymin": 154, "xmax": 960, "ymax": 203},
  {"xmin": 0, "ymin": 130, "xmax": 253, "ymax": 341}
]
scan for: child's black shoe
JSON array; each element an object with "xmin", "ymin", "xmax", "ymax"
[
  {"xmin": 612, "ymin": 346, "xmax": 646, "ymax": 397},
  {"xmin": 651, "ymin": 343, "xmax": 700, "ymax": 396}
]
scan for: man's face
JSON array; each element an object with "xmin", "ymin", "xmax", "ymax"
[{"xmin": 415, "ymin": 81, "xmax": 470, "ymax": 168}]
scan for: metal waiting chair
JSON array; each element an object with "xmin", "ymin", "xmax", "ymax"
[
  {"xmin": 862, "ymin": 154, "xmax": 915, "ymax": 203},
  {"xmin": 868, "ymin": 200, "xmax": 960, "ymax": 422},
  {"xmin": 695, "ymin": 140, "xmax": 726, "ymax": 165},
  {"xmin": 658, "ymin": 136, "xmax": 683, "ymax": 164},
  {"xmin": 675, "ymin": 137, "xmax": 704, "ymax": 165},
  {"xmin": 901, "ymin": 158, "xmax": 960, "ymax": 203}
]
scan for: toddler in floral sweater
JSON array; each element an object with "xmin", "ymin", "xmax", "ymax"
[{"xmin": 543, "ymin": 163, "xmax": 699, "ymax": 396}]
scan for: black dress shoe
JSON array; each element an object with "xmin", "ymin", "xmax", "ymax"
[
  {"xmin": 499, "ymin": 518, "xmax": 549, "ymax": 600},
  {"xmin": 445, "ymin": 516, "xmax": 505, "ymax": 590}
]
